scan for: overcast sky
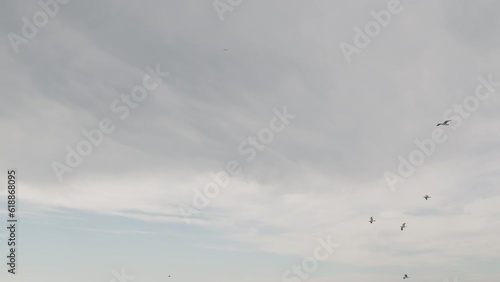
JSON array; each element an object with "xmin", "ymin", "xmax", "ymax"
[{"xmin": 1, "ymin": 0, "xmax": 500, "ymax": 281}]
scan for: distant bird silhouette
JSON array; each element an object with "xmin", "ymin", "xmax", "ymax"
[
  {"xmin": 403, "ymin": 274, "xmax": 409, "ymax": 279},
  {"xmin": 424, "ymin": 195, "xmax": 431, "ymax": 200},
  {"xmin": 401, "ymin": 223, "xmax": 406, "ymax": 231},
  {"xmin": 437, "ymin": 120, "xmax": 451, "ymax": 126},
  {"xmin": 369, "ymin": 217, "xmax": 376, "ymax": 224},
  {"xmin": 223, "ymin": 49, "xmax": 228, "ymax": 51}
]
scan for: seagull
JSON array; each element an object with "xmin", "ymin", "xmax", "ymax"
[
  {"xmin": 403, "ymin": 274, "xmax": 409, "ymax": 279},
  {"xmin": 401, "ymin": 223, "xmax": 406, "ymax": 231},
  {"xmin": 437, "ymin": 120, "xmax": 451, "ymax": 126},
  {"xmin": 369, "ymin": 217, "xmax": 376, "ymax": 224},
  {"xmin": 424, "ymin": 195, "xmax": 431, "ymax": 200}
]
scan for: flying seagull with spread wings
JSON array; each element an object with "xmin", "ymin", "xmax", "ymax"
[
  {"xmin": 401, "ymin": 223, "xmax": 406, "ymax": 231},
  {"xmin": 437, "ymin": 120, "xmax": 451, "ymax": 126},
  {"xmin": 369, "ymin": 217, "xmax": 375, "ymax": 224},
  {"xmin": 424, "ymin": 195, "xmax": 431, "ymax": 200}
]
